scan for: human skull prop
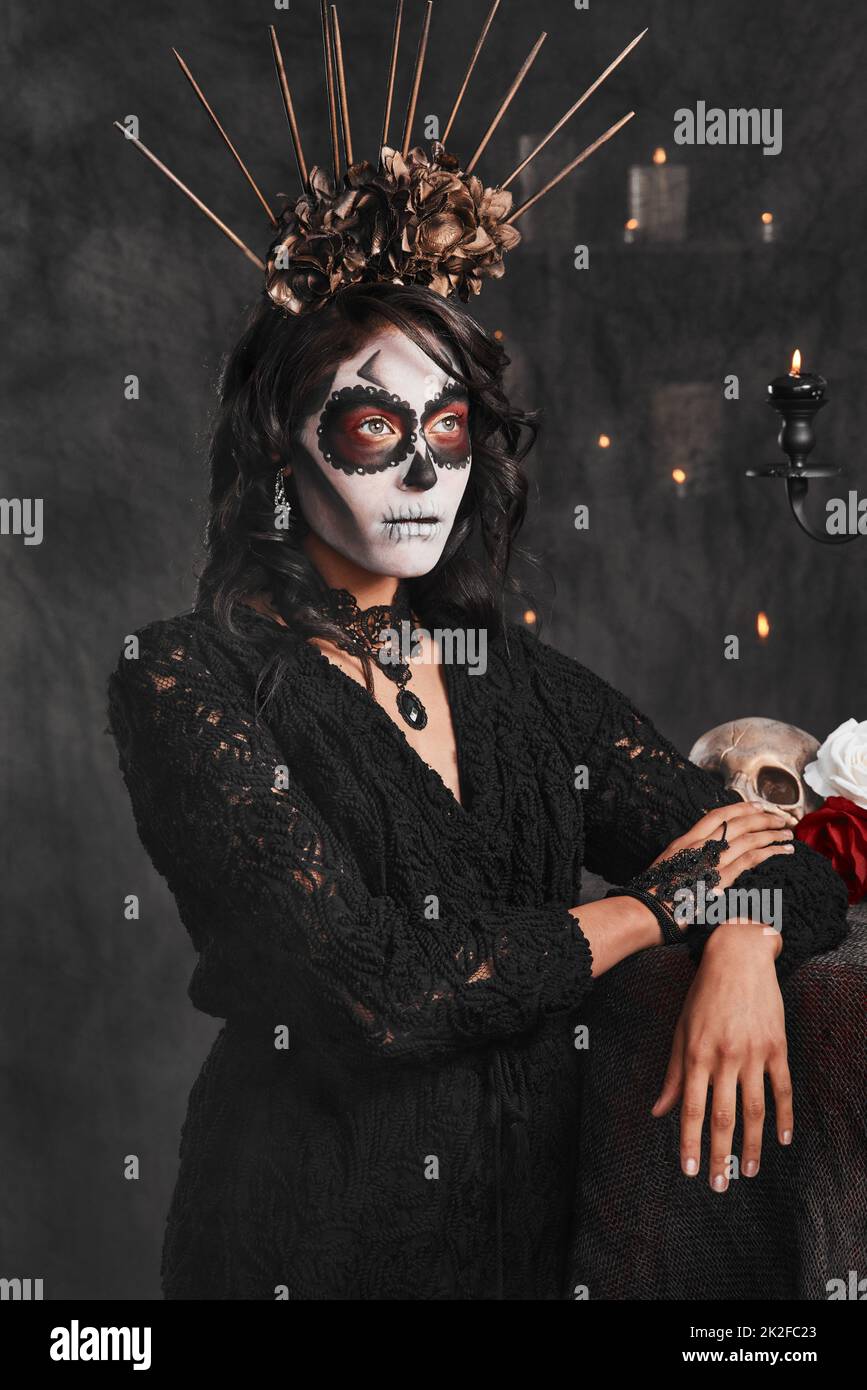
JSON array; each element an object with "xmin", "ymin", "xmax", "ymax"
[{"xmin": 689, "ymin": 718, "xmax": 824, "ymax": 822}]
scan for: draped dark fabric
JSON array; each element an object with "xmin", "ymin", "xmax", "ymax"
[
  {"xmin": 106, "ymin": 605, "xmax": 849, "ymax": 1299},
  {"xmin": 572, "ymin": 898, "xmax": 867, "ymax": 1300}
]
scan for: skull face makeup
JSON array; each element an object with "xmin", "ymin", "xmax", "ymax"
[{"xmin": 290, "ymin": 327, "xmax": 472, "ymax": 577}]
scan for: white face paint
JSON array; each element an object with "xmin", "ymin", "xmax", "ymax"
[{"xmin": 290, "ymin": 326, "xmax": 472, "ymax": 577}]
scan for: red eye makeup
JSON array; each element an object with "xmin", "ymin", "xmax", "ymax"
[
  {"xmin": 316, "ymin": 382, "xmax": 472, "ymax": 476},
  {"xmin": 317, "ymin": 386, "xmax": 417, "ymax": 475},
  {"xmin": 422, "ymin": 387, "xmax": 471, "ymax": 470}
]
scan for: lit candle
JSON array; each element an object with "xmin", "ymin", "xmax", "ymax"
[
  {"xmin": 760, "ymin": 211, "xmax": 776, "ymax": 244},
  {"xmin": 627, "ymin": 147, "xmax": 689, "ymax": 242},
  {"xmin": 749, "ymin": 347, "xmax": 837, "ymax": 500},
  {"xmin": 756, "ymin": 611, "xmax": 771, "ymax": 641},
  {"xmin": 651, "ymin": 383, "xmax": 721, "ymax": 494},
  {"xmin": 768, "ymin": 349, "xmax": 827, "ymax": 401}
]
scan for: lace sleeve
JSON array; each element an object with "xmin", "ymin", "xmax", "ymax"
[
  {"xmin": 519, "ymin": 629, "xmax": 850, "ymax": 977},
  {"xmin": 106, "ymin": 620, "xmax": 593, "ymax": 1065}
]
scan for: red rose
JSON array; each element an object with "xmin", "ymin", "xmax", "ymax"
[{"xmin": 795, "ymin": 795, "xmax": 867, "ymax": 904}]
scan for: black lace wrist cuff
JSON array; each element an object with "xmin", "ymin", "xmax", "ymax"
[
  {"xmin": 605, "ymin": 885, "xmax": 683, "ymax": 945},
  {"xmin": 606, "ymin": 823, "xmax": 729, "ymax": 945}
]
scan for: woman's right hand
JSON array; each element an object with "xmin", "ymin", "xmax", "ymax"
[{"xmin": 648, "ymin": 799, "xmax": 798, "ymax": 892}]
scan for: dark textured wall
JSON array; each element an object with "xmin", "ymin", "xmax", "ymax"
[{"xmin": 2, "ymin": 0, "xmax": 865, "ymax": 1298}]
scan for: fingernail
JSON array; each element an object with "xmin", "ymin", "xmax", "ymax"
[
  {"xmin": 712, "ymin": 1174, "xmax": 727, "ymax": 1192},
  {"xmin": 684, "ymin": 1157, "xmax": 699, "ymax": 1175},
  {"xmin": 781, "ymin": 1129, "xmax": 793, "ymax": 1145},
  {"xmin": 743, "ymin": 1159, "xmax": 759, "ymax": 1177},
  {"xmin": 782, "ymin": 845, "xmax": 795, "ymax": 853}
]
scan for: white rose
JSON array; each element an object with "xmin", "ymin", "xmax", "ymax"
[{"xmin": 803, "ymin": 718, "xmax": 867, "ymax": 810}]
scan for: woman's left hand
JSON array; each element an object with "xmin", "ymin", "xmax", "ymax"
[{"xmin": 651, "ymin": 921, "xmax": 793, "ymax": 1189}]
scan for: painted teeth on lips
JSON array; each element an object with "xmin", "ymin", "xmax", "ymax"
[
  {"xmin": 383, "ymin": 504, "xmax": 441, "ymax": 523},
  {"xmin": 382, "ymin": 516, "xmax": 442, "ymax": 541}
]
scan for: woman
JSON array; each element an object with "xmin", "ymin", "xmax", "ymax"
[{"xmin": 107, "ymin": 281, "xmax": 848, "ymax": 1300}]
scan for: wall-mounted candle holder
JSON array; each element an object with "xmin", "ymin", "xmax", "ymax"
[{"xmin": 746, "ymin": 350, "xmax": 860, "ymax": 545}]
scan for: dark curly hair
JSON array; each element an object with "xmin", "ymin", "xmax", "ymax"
[{"xmin": 195, "ymin": 280, "xmax": 538, "ymax": 702}]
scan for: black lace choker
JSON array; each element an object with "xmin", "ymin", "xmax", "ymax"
[{"xmin": 322, "ymin": 586, "xmax": 428, "ymax": 731}]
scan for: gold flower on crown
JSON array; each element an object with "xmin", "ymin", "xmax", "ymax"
[{"xmin": 266, "ymin": 142, "xmax": 522, "ymax": 315}]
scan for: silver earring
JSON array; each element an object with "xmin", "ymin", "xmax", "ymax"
[{"xmin": 274, "ymin": 467, "xmax": 293, "ymax": 531}]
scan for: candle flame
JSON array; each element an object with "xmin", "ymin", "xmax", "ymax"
[
  {"xmin": 625, "ymin": 217, "xmax": 639, "ymax": 231},
  {"xmin": 757, "ymin": 611, "xmax": 771, "ymax": 640},
  {"xmin": 672, "ymin": 468, "xmax": 686, "ymax": 484},
  {"xmin": 790, "ymin": 348, "xmax": 801, "ymax": 375},
  {"xmin": 761, "ymin": 211, "xmax": 773, "ymax": 224},
  {"xmin": 523, "ymin": 609, "xmax": 537, "ymax": 626},
  {"xmin": 597, "ymin": 434, "xmax": 611, "ymax": 449},
  {"xmin": 652, "ymin": 147, "xmax": 667, "ymax": 165}
]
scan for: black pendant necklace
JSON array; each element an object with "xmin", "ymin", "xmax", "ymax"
[{"xmin": 322, "ymin": 586, "xmax": 428, "ymax": 731}]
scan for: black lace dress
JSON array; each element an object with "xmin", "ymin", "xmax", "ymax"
[{"xmin": 106, "ymin": 604, "xmax": 849, "ymax": 1300}]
